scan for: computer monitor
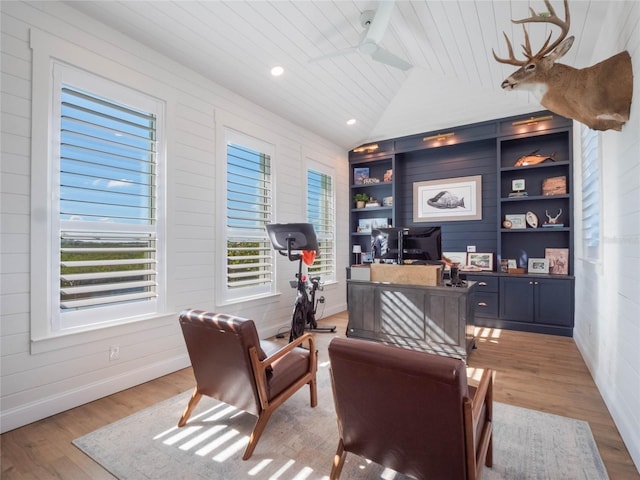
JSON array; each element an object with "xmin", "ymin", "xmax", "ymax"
[
  {"xmin": 371, "ymin": 226, "xmax": 442, "ymax": 264},
  {"xmin": 401, "ymin": 227, "xmax": 442, "ymax": 263},
  {"xmin": 371, "ymin": 227, "xmax": 402, "ymax": 261}
]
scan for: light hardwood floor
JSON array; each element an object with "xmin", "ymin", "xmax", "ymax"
[{"xmin": 1, "ymin": 311, "xmax": 638, "ymax": 479}]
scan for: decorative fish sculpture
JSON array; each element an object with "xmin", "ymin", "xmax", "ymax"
[
  {"xmin": 514, "ymin": 150, "xmax": 556, "ymax": 166},
  {"xmin": 427, "ymin": 191, "xmax": 465, "ymax": 209}
]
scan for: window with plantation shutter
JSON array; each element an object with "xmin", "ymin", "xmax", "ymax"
[
  {"xmin": 46, "ymin": 63, "xmax": 165, "ymax": 332},
  {"xmin": 581, "ymin": 125, "xmax": 601, "ymax": 262},
  {"xmin": 224, "ymin": 131, "xmax": 274, "ymax": 301},
  {"xmin": 307, "ymin": 169, "xmax": 336, "ymax": 282}
]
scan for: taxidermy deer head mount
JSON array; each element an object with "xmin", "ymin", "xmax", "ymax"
[{"xmin": 493, "ymin": 0, "xmax": 633, "ymax": 131}]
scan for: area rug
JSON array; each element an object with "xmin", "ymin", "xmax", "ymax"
[{"xmin": 74, "ymin": 363, "xmax": 608, "ymax": 479}]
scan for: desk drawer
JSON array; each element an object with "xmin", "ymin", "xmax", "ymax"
[
  {"xmin": 468, "ymin": 275, "xmax": 499, "ymax": 292},
  {"xmin": 474, "ymin": 292, "xmax": 499, "ymax": 318}
]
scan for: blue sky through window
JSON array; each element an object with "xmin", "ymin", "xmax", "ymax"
[
  {"xmin": 226, "ymin": 143, "xmax": 271, "ymax": 230},
  {"xmin": 60, "ymin": 87, "xmax": 156, "ymax": 224}
]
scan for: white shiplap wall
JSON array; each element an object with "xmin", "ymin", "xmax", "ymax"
[
  {"xmin": 573, "ymin": 1, "xmax": 640, "ymax": 470},
  {"xmin": 0, "ymin": 1, "xmax": 348, "ymax": 432}
]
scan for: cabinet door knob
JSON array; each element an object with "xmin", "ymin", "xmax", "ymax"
[
  {"xmin": 477, "ymin": 302, "xmax": 487, "ymax": 307},
  {"xmin": 479, "ymin": 282, "xmax": 488, "ymax": 286}
]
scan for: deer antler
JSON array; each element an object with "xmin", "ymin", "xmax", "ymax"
[
  {"xmin": 493, "ymin": 31, "xmax": 527, "ymax": 66},
  {"xmin": 513, "ymin": 0, "xmax": 570, "ymax": 57},
  {"xmin": 493, "ymin": 0, "xmax": 570, "ymax": 65}
]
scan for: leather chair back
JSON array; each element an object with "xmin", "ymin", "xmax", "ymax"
[
  {"xmin": 179, "ymin": 310, "xmax": 268, "ymax": 416},
  {"xmin": 329, "ymin": 337, "xmax": 471, "ymax": 480},
  {"xmin": 178, "ymin": 309, "xmax": 318, "ymax": 460}
]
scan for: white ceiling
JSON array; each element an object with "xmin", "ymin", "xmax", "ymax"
[{"xmin": 64, "ymin": 1, "xmax": 610, "ymax": 150}]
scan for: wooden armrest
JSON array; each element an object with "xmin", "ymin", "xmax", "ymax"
[
  {"xmin": 465, "ymin": 368, "xmax": 493, "ymax": 479},
  {"xmin": 471, "ymin": 368, "xmax": 493, "ymax": 418},
  {"xmin": 260, "ymin": 333, "xmax": 316, "ymax": 369},
  {"xmin": 249, "ymin": 333, "xmax": 317, "ymax": 410},
  {"xmin": 470, "ymin": 368, "xmax": 492, "ymax": 421}
]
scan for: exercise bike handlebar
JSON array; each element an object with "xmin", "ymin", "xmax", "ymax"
[{"xmin": 278, "ymin": 248, "xmax": 301, "ymax": 262}]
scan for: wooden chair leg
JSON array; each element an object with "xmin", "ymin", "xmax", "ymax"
[
  {"xmin": 242, "ymin": 408, "xmax": 275, "ymax": 460},
  {"xmin": 330, "ymin": 439, "xmax": 347, "ymax": 480},
  {"xmin": 309, "ymin": 377, "xmax": 318, "ymax": 407},
  {"xmin": 178, "ymin": 387, "xmax": 202, "ymax": 427},
  {"xmin": 486, "ymin": 431, "xmax": 493, "ymax": 467}
]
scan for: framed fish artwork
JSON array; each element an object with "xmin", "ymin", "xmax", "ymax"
[{"xmin": 413, "ymin": 175, "xmax": 482, "ymax": 222}]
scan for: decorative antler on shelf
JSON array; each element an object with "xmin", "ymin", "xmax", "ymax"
[{"xmin": 545, "ymin": 209, "xmax": 562, "ymax": 224}]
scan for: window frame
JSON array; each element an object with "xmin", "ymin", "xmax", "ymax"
[
  {"xmin": 306, "ymin": 166, "xmax": 336, "ymax": 283},
  {"xmin": 220, "ymin": 127, "xmax": 276, "ymax": 304},
  {"xmin": 579, "ymin": 124, "xmax": 602, "ymax": 264},
  {"xmin": 30, "ymin": 32, "xmax": 166, "ymax": 345}
]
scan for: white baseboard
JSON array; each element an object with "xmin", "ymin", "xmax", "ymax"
[
  {"xmin": 315, "ymin": 303, "xmax": 347, "ymax": 324},
  {"xmin": 0, "ymin": 354, "xmax": 190, "ymax": 434}
]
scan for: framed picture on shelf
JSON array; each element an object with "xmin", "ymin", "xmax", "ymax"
[
  {"xmin": 467, "ymin": 252, "xmax": 493, "ymax": 271},
  {"xmin": 357, "ymin": 218, "xmax": 372, "ymax": 233},
  {"xmin": 545, "ymin": 248, "xmax": 569, "ymax": 275},
  {"xmin": 512, "ymin": 179, "xmax": 525, "ymax": 191},
  {"xmin": 505, "ymin": 214, "xmax": 526, "ymax": 229},
  {"xmin": 500, "ymin": 259, "xmax": 509, "ymax": 273},
  {"xmin": 370, "ymin": 217, "xmax": 391, "ymax": 229},
  {"xmin": 506, "ymin": 259, "xmax": 524, "ymax": 273},
  {"xmin": 359, "ymin": 218, "xmax": 390, "ymax": 234},
  {"xmin": 528, "ymin": 258, "xmax": 549, "ymax": 274},
  {"xmin": 353, "ymin": 167, "xmax": 369, "ymax": 185},
  {"xmin": 442, "ymin": 251, "xmax": 467, "ymax": 268}
]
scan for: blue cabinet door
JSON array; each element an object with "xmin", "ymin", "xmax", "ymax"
[
  {"xmin": 535, "ymin": 278, "xmax": 573, "ymax": 326},
  {"xmin": 500, "ymin": 277, "xmax": 535, "ymax": 322},
  {"xmin": 501, "ymin": 276, "xmax": 573, "ymax": 327}
]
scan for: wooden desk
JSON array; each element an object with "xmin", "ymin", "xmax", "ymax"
[{"xmin": 346, "ymin": 280, "xmax": 476, "ymax": 361}]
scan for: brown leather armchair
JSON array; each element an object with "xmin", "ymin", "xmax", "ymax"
[
  {"xmin": 177, "ymin": 309, "xmax": 318, "ymax": 460},
  {"xmin": 328, "ymin": 337, "xmax": 492, "ymax": 480}
]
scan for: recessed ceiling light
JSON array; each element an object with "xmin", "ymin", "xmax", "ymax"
[
  {"xmin": 346, "ymin": 118, "xmax": 357, "ymax": 126},
  {"xmin": 270, "ymin": 66, "xmax": 284, "ymax": 77}
]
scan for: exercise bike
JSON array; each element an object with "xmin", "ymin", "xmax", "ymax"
[{"xmin": 266, "ymin": 223, "xmax": 336, "ymax": 342}]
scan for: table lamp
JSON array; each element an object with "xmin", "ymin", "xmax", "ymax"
[{"xmin": 352, "ymin": 245, "xmax": 362, "ymax": 265}]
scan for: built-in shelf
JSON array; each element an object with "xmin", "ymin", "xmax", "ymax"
[
  {"xmin": 351, "ymin": 206, "xmax": 392, "ymax": 212},
  {"xmin": 501, "ymin": 194, "xmax": 570, "ymax": 203},
  {"xmin": 500, "ymin": 160, "xmax": 570, "ymax": 173},
  {"xmin": 351, "ymin": 182, "xmax": 393, "ymax": 188},
  {"xmin": 500, "ymin": 228, "xmax": 570, "ymax": 233},
  {"xmin": 349, "ymin": 110, "xmax": 575, "ymax": 337}
]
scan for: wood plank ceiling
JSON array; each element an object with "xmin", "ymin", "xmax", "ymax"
[{"xmin": 64, "ymin": 1, "xmax": 610, "ymax": 149}]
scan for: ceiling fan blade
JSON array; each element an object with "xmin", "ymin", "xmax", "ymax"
[
  {"xmin": 309, "ymin": 1, "xmax": 409, "ymax": 70},
  {"xmin": 308, "ymin": 46, "xmax": 357, "ymax": 63},
  {"xmin": 365, "ymin": 1, "xmax": 394, "ymax": 45},
  {"xmin": 371, "ymin": 46, "xmax": 413, "ymax": 71}
]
